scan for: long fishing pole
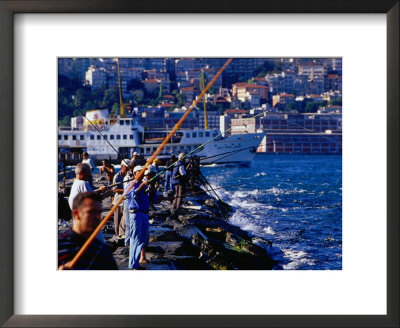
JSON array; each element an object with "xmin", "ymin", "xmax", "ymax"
[{"xmin": 67, "ymin": 58, "xmax": 233, "ymax": 269}]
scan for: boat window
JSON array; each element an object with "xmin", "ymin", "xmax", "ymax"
[
  {"xmin": 119, "ymin": 120, "xmax": 124, "ymax": 125},
  {"xmin": 72, "ymin": 135, "xmax": 76, "ymax": 140},
  {"xmin": 90, "ymin": 135, "xmax": 94, "ymax": 140},
  {"xmin": 123, "ymin": 135, "xmax": 127, "ymax": 140},
  {"xmin": 192, "ymin": 132, "xmax": 197, "ymax": 138},
  {"xmin": 199, "ymin": 132, "xmax": 203, "ymax": 137},
  {"xmin": 213, "ymin": 132, "xmax": 217, "ymax": 137},
  {"xmin": 129, "ymin": 135, "xmax": 133, "ymax": 140},
  {"xmin": 80, "ymin": 135, "xmax": 84, "ymax": 140},
  {"xmin": 103, "ymin": 135, "xmax": 107, "ymax": 140},
  {"xmin": 186, "ymin": 133, "xmax": 190, "ymax": 138},
  {"xmin": 146, "ymin": 148, "xmax": 150, "ymax": 154},
  {"xmin": 97, "ymin": 135, "xmax": 101, "ymax": 140},
  {"xmin": 116, "ymin": 135, "xmax": 121, "ymax": 140},
  {"xmin": 205, "ymin": 132, "xmax": 210, "ymax": 137},
  {"xmin": 166, "ymin": 147, "xmax": 170, "ymax": 151},
  {"xmin": 58, "ymin": 135, "xmax": 61, "ymax": 140},
  {"xmin": 110, "ymin": 135, "xmax": 114, "ymax": 140},
  {"xmin": 64, "ymin": 135, "xmax": 68, "ymax": 140}
]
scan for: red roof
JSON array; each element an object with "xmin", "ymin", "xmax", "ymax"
[
  {"xmin": 180, "ymin": 87, "xmax": 196, "ymax": 92},
  {"xmin": 225, "ymin": 108, "xmax": 248, "ymax": 114}
]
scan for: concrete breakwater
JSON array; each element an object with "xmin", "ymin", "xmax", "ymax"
[{"xmin": 58, "ymin": 173, "xmax": 276, "ymax": 270}]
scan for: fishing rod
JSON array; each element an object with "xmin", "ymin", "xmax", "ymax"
[{"xmin": 67, "ymin": 58, "xmax": 233, "ymax": 269}]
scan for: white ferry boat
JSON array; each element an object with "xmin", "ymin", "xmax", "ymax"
[{"xmin": 58, "ymin": 109, "xmax": 263, "ymax": 165}]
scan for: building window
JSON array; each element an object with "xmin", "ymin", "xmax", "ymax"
[
  {"xmin": 80, "ymin": 135, "xmax": 84, "ymax": 140},
  {"xmin": 58, "ymin": 135, "xmax": 61, "ymax": 140},
  {"xmin": 110, "ymin": 135, "xmax": 114, "ymax": 140},
  {"xmin": 90, "ymin": 135, "xmax": 94, "ymax": 140},
  {"xmin": 116, "ymin": 135, "xmax": 121, "ymax": 140},
  {"xmin": 97, "ymin": 135, "xmax": 101, "ymax": 140},
  {"xmin": 123, "ymin": 135, "xmax": 127, "ymax": 140},
  {"xmin": 72, "ymin": 135, "xmax": 76, "ymax": 140}
]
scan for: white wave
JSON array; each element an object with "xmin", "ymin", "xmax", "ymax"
[
  {"xmin": 281, "ymin": 248, "xmax": 315, "ymax": 270},
  {"xmin": 254, "ymin": 172, "xmax": 267, "ymax": 177},
  {"xmin": 263, "ymin": 226, "xmax": 276, "ymax": 235}
]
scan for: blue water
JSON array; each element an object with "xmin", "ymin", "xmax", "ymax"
[{"xmin": 202, "ymin": 155, "xmax": 342, "ymax": 270}]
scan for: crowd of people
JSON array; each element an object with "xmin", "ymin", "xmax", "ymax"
[{"xmin": 58, "ymin": 151, "xmax": 202, "ymax": 270}]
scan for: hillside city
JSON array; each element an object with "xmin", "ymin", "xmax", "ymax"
[{"xmin": 58, "ymin": 57, "xmax": 342, "ymax": 154}]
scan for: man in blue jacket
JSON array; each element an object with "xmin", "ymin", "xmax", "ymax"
[{"xmin": 124, "ymin": 165, "xmax": 157, "ymax": 270}]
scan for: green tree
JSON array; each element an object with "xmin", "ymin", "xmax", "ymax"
[
  {"xmin": 58, "ymin": 115, "xmax": 71, "ymax": 127},
  {"xmin": 284, "ymin": 102, "xmax": 298, "ymax": 112},
  {"xmin": 329, "ymin": 98, "xmax": 342, "ymax": 106},
  {"xmin": 305, "ymin": 101, "xmax": 319, "ymax": 113},
  {"xmin": 101, "ymin": 87, "xmax": 119, "ymax": 108},
  {"xmin": 176, "ymin": 93, "xmax": 186, "ymax": 107}
]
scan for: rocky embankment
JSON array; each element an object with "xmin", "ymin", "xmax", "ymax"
[{"xmin": 59, "ymin": 172, "xmax": 276, "ymax": 270}]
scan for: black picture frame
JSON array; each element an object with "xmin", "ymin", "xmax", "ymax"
[{"xmin": 0, "ymin": 1, "xmax": 398, "ymax": 327}]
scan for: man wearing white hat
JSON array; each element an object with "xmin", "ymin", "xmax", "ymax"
[
  {"xmin": 111, "ymin": 159, "xmax": 130, "ymax": 238},
  {"xmin": 124, "ymin": 165, "xmax": 157, "ymax": 269}
]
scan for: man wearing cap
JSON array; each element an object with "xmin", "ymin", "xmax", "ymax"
[
  {"xmin": 124, "ymin": 165, "xmax": 157, "ymax": 269},
  {"xmin": 111, "ymin": 159, "xmax": 130, "ymax": 238},
  {"xmin": 171, "ymin": 153, "xmax": 187, "ymax": 214},
  {"xmin": 129, "ymin": 151, "xmax": 140, "ymax": 170}
]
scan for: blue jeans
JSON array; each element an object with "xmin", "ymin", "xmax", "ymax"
[
  {"xmin": 123, "ymin": 199, "xmax": 130, "ymax": 246},
  {"xmin": 164, "ymin": 171, "xmax": 172, "ymax": 192},
  {"xmin": 128, "ymin": 212, "xmax": 149, "ymax": 269}
]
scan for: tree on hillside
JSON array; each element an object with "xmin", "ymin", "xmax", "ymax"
[
  {"xmin": 176, "ymin": 93, "xmax": 186, "ymax": 107},
  {"xmin": 101, "ymin": 87, "xmax": 119, "ymax": 109}
]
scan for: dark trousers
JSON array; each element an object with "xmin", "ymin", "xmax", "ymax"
[{"xmin": 172, "ymin": 184, "xmax": 184, "ymax": 210}]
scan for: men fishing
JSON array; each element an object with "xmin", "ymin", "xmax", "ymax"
[
  {"xmin": 58, "ymin": 192, "xmax": 118, "ymax": 270},
  {"xmin": 111, "ymin": 159, "xmax": 130, "ymax": 238},
  {"xmin": 171, "ymin": 152, "xmax": 187, "ymax": 214},
  {"xmin": 124, "ymin": 166, "xmax": 158, "ymax": 270}
]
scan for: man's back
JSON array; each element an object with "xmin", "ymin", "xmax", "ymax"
[{"xmin": 69, "ymin": 179, "xmax": 93, "ymax": 209}]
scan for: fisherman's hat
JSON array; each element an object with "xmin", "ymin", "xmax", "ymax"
[
  {"xmin": 132, "ymin": 151, "xmax": 139, "ymax": 156},
  {"xmin": 133, "ymin": 165, "xmax": 143, "ymax": 173},
  {"xmin": 121, "ymin": 159, "xmax": 130, "ymax": 167},
  {"xmin": 145, "ymin": 165, "xmax": 157, "ymax": 175}
]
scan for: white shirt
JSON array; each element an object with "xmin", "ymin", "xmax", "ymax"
[
  {"xmin": 68, "ymin": 179, "xmax": 93, "ymax": 209},
  {"xmin": 82, "ymin": 158, "xmax": 95, "ymax": 171}
]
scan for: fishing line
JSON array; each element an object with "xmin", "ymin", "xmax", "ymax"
[{"xmin": 75, "ymin": 108, "xmax": 130, "ymax": 167}]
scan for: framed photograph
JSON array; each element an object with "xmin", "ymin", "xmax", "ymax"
[{"xmin": 1, "ymin": 1, "xmax": 398, "ymax": 327}]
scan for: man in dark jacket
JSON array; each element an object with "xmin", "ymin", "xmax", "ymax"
[
  {"xmin": 171, "ymin": 152, "xmax": 187, "ymax": 213},
  {"xmin": 58, "ymin": 192, "xmax": 118, "ymax": 270}
]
